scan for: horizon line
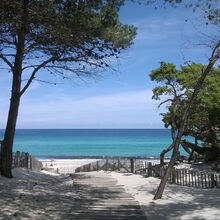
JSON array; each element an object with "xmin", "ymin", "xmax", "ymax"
[{"xmin": 0, "ymin": 128, "xmax": 168, "ymax": 130}]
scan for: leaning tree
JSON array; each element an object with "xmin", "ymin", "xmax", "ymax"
[
  {"xmin": 150, "ymin": 62, "xmax": 220, "ymax": 164},
  {"xmin": 0, "ymin": 0, "xmax": 136, "ymax": 177},
  {"xmin": 131, "ymin": 0, "xmax": 220, "ymax": 200},
  {"xmin": 152, "ymin": 42, "xmax": 220, "ymax": 200}
]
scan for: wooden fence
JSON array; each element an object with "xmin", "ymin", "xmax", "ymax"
[
  {"xmin": 75, "ymin": 158, "xmax": 144, "ymax": 173},
  {"xmin": 12, "ymin": 151, "xmax": 43, "ymax": 171},
  {"xmin": 75, "ymin": 158, "xmax": 220, "ymax": 189},
  {"xmin": 136, "ymin": 162, "xmax": 220, "ymax": 189}
]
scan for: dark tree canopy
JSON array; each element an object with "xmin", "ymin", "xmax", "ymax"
[{"xmin": 0, "ymin": 0, "xmax": 136, "ymax": 87}]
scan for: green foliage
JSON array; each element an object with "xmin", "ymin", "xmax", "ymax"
[
  {"xmin": 150, "ymin": 62, "xmax": 220, "ymax": 144},
  {"xmin": 150, "ymin": 62, "xmax": 182, "ymax": 100},
  {"xmin": 152, "ymin": 86, "xmax": 172, "ymax": 100},
  {"xmin": 150, "ymin": 62, "xmax": 180, "ymax": 82}
]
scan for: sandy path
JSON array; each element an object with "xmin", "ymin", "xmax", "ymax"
[
  {"xmin": 0, "ymin": 169, "xmax": 146, "ymax": 220},
  {"xmin": 111, "ymin": 172, "xmax": 220, "ymax": 220}
]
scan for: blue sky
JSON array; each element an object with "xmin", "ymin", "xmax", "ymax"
[{"xmin": 0, "ymin": 2, "xmax": 218, "ymax": 129}]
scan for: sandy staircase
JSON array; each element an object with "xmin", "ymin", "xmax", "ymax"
[{"xmin": 69, "ymin": 171, "xmax": 147, "ymax": 220}]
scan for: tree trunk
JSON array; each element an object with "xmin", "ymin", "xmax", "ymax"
[
  {"xmin": 160, "ymin": 127, "xmax": 176, "ymax": 165},
  {"xmin": 154, "ymin": 125, "xmax": 185, "ymax": 200},
  {"xmin": 0, "ymin": 95, "xmax": 21, "ymax": 177},
  {"xmin": 0, "ymin": 59, "xmax": 23, "ymax": 177},
  {"xmin": 153, "ymin": 42, "xmax": 220, "ymax": 200},
  {"xmin": 188, "ymin": 137, "xmax": 197, "ymax": 162},
  {"xmin": 0, "ymin": 1, "xmax": 28, "ymax": 177},
  {"xmin": 160, "ymin": 143, "xmax": 174, "ymax": 165}
]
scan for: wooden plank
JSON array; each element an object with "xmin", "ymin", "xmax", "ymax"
[
  {"xmin": 197, "ymin": 171, "xmax": 200, "ymax": 188},
  {"xmin": 191, "ymin": 170, "xmax": 194, "ymax": 187},
  {"xmin": 130, "ymin": 158, "xmax": 134, "ymax": 173},
  {"xmin": 96, "ymin": 161, "xmax": 99, "ymax": 171},
  {"xmin": 148, "ymin": 163, "xmax": 152, "ymax": 177},
  {"xmin": 171, "ymin": 168, "xmax": 176, "ymax": 184},
  {"xmin": 188, "ymin": 170, "xmax": 191, "ymax": 187},
  {"xmin": 118, "ymin": 159, "xmax": 120, "ymax": 171},
  {"xmin": 186, "ymin": 169, "xmax": 189, "ymax": 186},
  {"xmin": 176, "ymin": 169, "xmax": 179, "ymax": 185},
  {"xmin": 212, "ymin": 174, "xmax": 216, "ymax": 188},
  {"xmin": 201, "ymin": 172, "xmax": 204, "ymax": 188},
  {"xmin": 182, "ymin": 169, "xmax": 185, "ymax": 186},
  {"xmin": 204, "ymin": 173, "xmax": 207, "ymax": 188},
  {"xmin": 208, "ymin": 173, "xmax": 211, "ymax": 188},
  {"xmin": 185, "ymin": 170, "xmax": 188, "ymax": 186},
  {"xmin": 178, "ymin": 169, "xmax": 181, "ymax": 185}
]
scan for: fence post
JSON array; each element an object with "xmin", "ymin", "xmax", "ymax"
[
  {"xmin": 148, "ymin": 162, "xmax": 152, "ymax": 177},
  {"xmin": 211, "ymin": 174, "xmax": 215, "ymax": 188},
  {"xmin": 30, "ymin": 156, "xmax": 33, "ymax": 170},
  {"xmin": 96, "ymin": 161, "xmax": 99, "ymax": 171},
  {"xmin": 171, "ymin": 168, "xmax": 176, "ymax": 184},
  {"xmin": 14, "ymin": 151, "xmax": 20, "ymax": 167},
  {"xmin": 105, "ymin": 159, "xmax": 109, "ymax": 171},
  {"xmin": 25, "ymin": 153, "xmax": 29, "ymax": 168},
  {"xmin": 130, "ymin": 158, "xmax": 134, "ymax": 173},
  {"xmin": 27, "ymin": 154, "xmax": 30, "ymax": 169},
  {"xmin": 118, "ymin": 159, "xmax": 120, "ymax": 171}
]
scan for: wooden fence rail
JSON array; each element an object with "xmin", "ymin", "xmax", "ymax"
[
  {"xmin": 12, "ymin": 151, "xmax": 43, "ymax": 171},
  {"xmin": 76, "ymin": 158, "xmax": 220, "ymax": 189},
  {"xmin": 75, "ymin": 158, "xmax": 144, "ymax": 173},
  {"xmin": 136, "ymin": 162, "xmax": 220, "ymax": 189}
]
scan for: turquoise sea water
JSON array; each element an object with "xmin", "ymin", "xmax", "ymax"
[{"xmin": 0, "ymin": 129, "xmax": 187, "ymax": 159}]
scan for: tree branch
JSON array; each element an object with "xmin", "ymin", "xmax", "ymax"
[
  {"xmin": 20, "ymin": 57, "xmax": 55, "ymax": 96},
  {"xmin": 0, "ymin": 54, "xmax": 14, "ymax": 70},
  {"xmin": 158, "ymin": 99, "xmax": 173, "ymax": 107}
]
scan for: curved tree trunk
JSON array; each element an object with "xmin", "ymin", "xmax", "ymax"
[
  {"xmin": 154, "ymin": 124, "xmax": 185, "ymax": 200},
  {"xmin": 160, "ymin": 143, "xmax": 174, "ymax": 165},
  {"xmin": 181, "ymin": 142, "xmax": 192, "ymax": 155},
  {"xmin": 160, "ymin": 126, "xmax": 176, "ymax": 165}
]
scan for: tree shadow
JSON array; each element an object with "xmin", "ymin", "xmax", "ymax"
[
  {"xmin": 0, "ymin": 169, "xmax": 147, "ymax": 219},
  {"xmin": 140, "ymin": 183, "xmax": 220, "ymax": 220}
]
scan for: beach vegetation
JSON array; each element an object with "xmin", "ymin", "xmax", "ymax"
[
  {"xmin": 150, "ymin": 62, "xmax": 220, "ymax": 163},
  {"xmin": 150, "ymin": 44, "xmax": 220, "ymax": 200},
  {"xmin": 134, "ymin": 0, "xmax": 220, "ymax": 200},
  {"xmin": 0, "ymin": 0, "xmax": 136, "ymax": 178}
]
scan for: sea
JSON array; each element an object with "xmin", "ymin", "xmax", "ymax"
[{"xmin": 0, "ymin": 129, "xmax": 189, "ymax": 159}]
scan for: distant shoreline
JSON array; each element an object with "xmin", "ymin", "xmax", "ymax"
[
  {"xmin": 0, "ymin": 128, "xmax": 169, "ymax": 130},
  {"xmin": 36, "ymin": 155, "xmax": 170, "ymax": 160}
]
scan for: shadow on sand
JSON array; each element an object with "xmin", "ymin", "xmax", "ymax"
[{"xmin": 0, "ymin": 169, "xmax": 147, "ymax": 220}]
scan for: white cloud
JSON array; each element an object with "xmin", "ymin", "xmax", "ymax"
[
  {"xmin": 132, "ymin": 17, "xmax": 183, "ymax": 42},
  {"xmin": 7, "ymin": 89, "xmax": 166, "ymax": 128}
]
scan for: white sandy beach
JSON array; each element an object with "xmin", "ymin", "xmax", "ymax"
[
  {"xmin": 40, "ymin": 158, "xmax": 170, "ymax": 174},
  {"xmin": 41, "ymin": 158, "xmax": 100, "ymax": 174},
  {"xmin": 0, "ymin": 159, "xmax": 219, "ymax": 219}
]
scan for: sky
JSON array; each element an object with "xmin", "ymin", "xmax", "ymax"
[{"xmin": 0, "ymin": 2, "xmax": 219, "ymax": 129}]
